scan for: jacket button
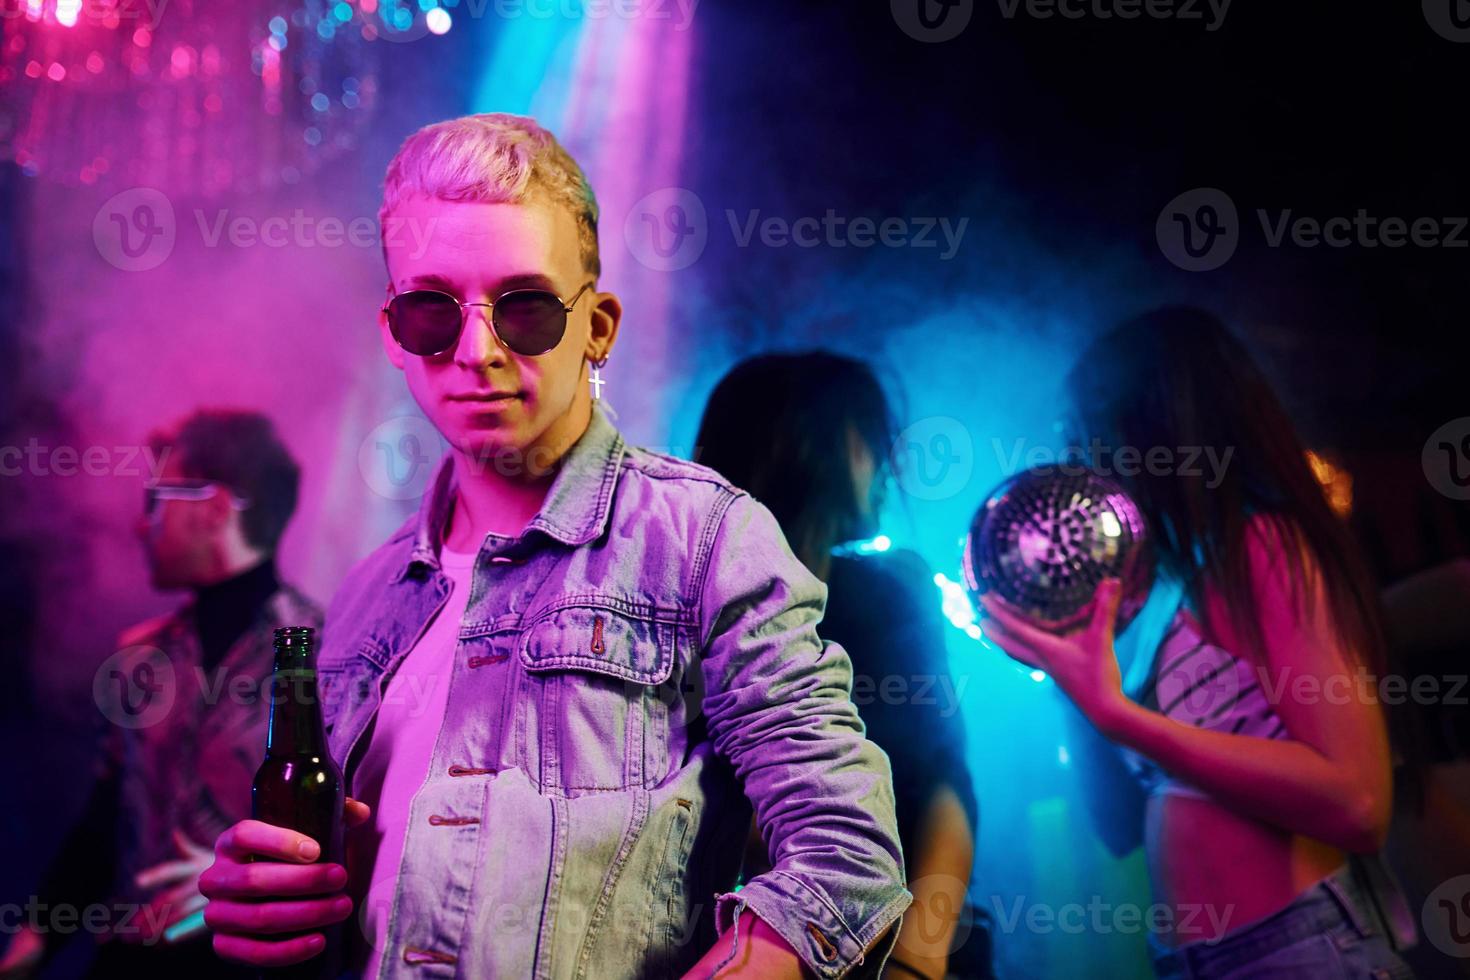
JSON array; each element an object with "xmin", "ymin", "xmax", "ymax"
[
  {"xmin": 402, "ymin": 946, "xmax": 457, "ymax": 966},
  {"xmin": 427, "ymin": 814, "xmax": 481, "ymax": 827},
  {"xmin": 805, "ymin": 921, "xmax": 838, "ymax": 961}
]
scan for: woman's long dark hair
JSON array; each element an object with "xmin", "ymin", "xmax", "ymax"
[
  {"xmin": 1066, "ymin": 307, "xmax": 1387, "ymax": 680},
  {"xmin": 695, "ymin": 352, "xmax": 896, "ymax": 578}
]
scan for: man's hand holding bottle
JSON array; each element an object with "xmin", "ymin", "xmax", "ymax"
[{"xmin": 200, "ymin": 798, "xmax": 370, "ymax": 967}]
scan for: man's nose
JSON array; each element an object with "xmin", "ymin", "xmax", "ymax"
[{"xmin": 454, "ymin": 304, "xmax": 509, "ymax": 370}]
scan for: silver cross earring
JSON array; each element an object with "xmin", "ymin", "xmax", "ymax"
[{"xmin": 589, "ymin": 356, "xmax": 608, "ymax": 401}]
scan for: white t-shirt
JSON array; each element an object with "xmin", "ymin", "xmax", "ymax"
[{"xmin": 349, "ymin": 543, "xmax": 477, "ymax": 979}]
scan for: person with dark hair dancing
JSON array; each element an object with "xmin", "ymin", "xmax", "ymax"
[
  {"xmin": 698, "ymin": 352, "xmax": 983, "ymax": 980},
  {"xmin": 980, "ymin": 308, "xmax": 1417, "ymax": 979}
]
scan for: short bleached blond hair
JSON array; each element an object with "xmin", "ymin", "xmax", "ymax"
[{"xmin": 378, "ymin": 113, "xmax": 601, "ymax": 277}]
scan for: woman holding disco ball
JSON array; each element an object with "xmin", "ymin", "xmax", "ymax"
[{"xmin": 976, "ymin": 307, "xmax": 1417, "ymax": 979}]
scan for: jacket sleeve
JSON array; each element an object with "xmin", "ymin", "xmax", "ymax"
[{"xmin": 695, "ymin": 492, "xmax": 911, "ymax": 979}]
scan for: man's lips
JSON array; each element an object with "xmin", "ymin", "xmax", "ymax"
[{"xmin": 446, "ymin": 391, "xmax": 523, "ymax": 402}]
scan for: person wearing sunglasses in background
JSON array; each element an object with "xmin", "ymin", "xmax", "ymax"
[
  {"xmin": 198, "ymin": 113, "xmax": 909, "ymax": 979},
  {"xmin": 0, "ymin": 410, "xmax": 320, "ymax": 979}
]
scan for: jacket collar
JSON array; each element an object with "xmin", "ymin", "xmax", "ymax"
[{"xmin": 396, "ymin": 404, "xmax": 625, "ymax": 581}]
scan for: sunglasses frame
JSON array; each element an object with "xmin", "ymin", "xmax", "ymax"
[
  {"xmin": 382, "ymin": 281, "xmax": 596, "ymax": 357},
  {"xmin": 144, "ymin": 480, "xmax": 252, "ymax": 521}
]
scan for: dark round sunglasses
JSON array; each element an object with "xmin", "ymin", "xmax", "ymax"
[{"xmin": 382, "ymin": 281, "xmax": 595, "ymax": 357}]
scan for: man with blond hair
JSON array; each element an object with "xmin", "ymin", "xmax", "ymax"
[{"xmin": 200, "ymin": 113, "xmax": 910, "ymax": 978}]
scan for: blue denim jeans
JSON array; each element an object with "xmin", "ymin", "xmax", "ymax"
[{"xmin": 1148, "ymin": 863, "xmax": 1415, "ymax": 979}]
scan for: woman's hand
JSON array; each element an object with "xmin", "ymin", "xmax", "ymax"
[{"xmin": 979, "ymin": 578, "xmax": 1128, "ymax": 731}]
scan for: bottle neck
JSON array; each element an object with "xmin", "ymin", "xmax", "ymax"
[{"xmin": 265, "ymin": 663, "xmax": 328, "ymax": 758}]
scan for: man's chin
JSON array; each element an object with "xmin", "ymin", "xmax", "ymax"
[{"xmin": 449, "ymin": 428, "xmax": 532, "ymax": 473}]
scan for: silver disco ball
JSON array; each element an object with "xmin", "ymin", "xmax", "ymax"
[{"xmin": 963, "ymin": 466, "xmax": 1154, "ymax": 633}]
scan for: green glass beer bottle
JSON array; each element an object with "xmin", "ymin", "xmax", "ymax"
[{"xmin": 252, "ymin": 626, "xmax": 345, "ymax": 977}]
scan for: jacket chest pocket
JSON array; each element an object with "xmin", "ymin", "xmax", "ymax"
[{"xmin": 515, "ymin": 605, "xmax": 676, "ymax": 797}]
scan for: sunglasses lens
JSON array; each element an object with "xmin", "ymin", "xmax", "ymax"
[
  {"xmin": 492, "ymin": 290, "xmax": 568, "ymax": 356},
  {"xmin": 389, "ymin": 292, "xmax": 463, "ymax": 355}
]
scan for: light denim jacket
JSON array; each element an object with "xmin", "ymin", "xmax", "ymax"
[{"xmin": 319, "ymin": 405, "xmax": 910, "ymax": 979}]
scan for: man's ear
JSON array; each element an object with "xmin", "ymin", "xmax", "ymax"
[{"xmin": 584, "ymin": 288, "xmax": 622, "ymax": 364}]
